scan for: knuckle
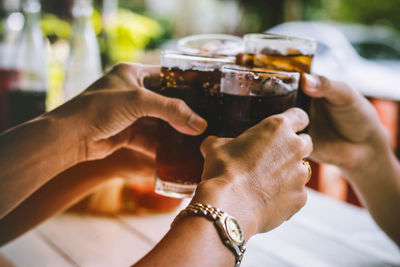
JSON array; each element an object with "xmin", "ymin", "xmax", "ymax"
[
  {"xmin": 291, "ymin": 135, "xmax": 311, "ymax": 158},
  {"xmin": 110, "ymin": 62, "xmax": 130, "ymax": 73},
  {"xmin": 170, "ymin": 98, "xmax": 189, "ymax": 115},
  {"xmin": 317, "ymin": 74, "xmax": 330, "ymax": 90},
  {"xmin": 201, "ymin": 136, "xmax": 217, "ymax": 152},
  {"xmin": 264, "ymin": 115, "xmax": 287, "ymax": 130},
  {"xmin": 293, "ymin": 107, "xmax": 309, "ymax": 123},
  {"xmin": 336, "ymin": 80, "xmax": 351, "ymax": 91},
  {"xmin": 293, "ymin": 136, "xmax": 307, "ymax": 152},
  {"xmin": 127, "ymin": 88, "xmax": 143, "ymax": 102}
]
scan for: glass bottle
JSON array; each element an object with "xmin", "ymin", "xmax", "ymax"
[
  {"xmin": 62, "ymin": 0, "xmax": 102, "ymax": 102},
  {"xmin": 0, "ymin": 1, "xmax": 22, "ymax": 132},
  {"xmin": 1, "ymin": 0, "xmax": 47, "ymax": 132}
]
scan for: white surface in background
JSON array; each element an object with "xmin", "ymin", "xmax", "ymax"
[
  {"xmin": 1, "ymin": 190, "xmax": 399, "ymax": 266},
  {"xmin": 268, "ymin": 21, "xmax": 400, "ymax": 101}
]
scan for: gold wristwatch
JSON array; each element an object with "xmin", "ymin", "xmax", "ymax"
[{"xmin": 172, "ymin": 203, "xmax": 246, "ymax": 267}]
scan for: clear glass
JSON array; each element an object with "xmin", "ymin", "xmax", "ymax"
[
  {"xmin": 219, "ymin": 65, "xmax": 300, "ymax": 137},
  {"xmin": 178, "ymin": 33, "xmax": 243, "ymax": 56},
  {"xmin": 16, "ymin": 0, "xmax": 47, "ymax": 91},
  {"xmin": 63, "ymin": 0, "xmax": 102, "ymax": 101},
  {"xmin": 123, "ymin": 118, "xmax": 183, "ymax": 214},
  {"xmin": 237, "ymin": 33, "xmax": 316, "ymax": 73},
  {"xmin": 155, "ymin": 51, "xmax": 235, "ymax": 198},
  {"xmin": 244, "ymin": 33, "xmax": 316, "ymax": 56}
]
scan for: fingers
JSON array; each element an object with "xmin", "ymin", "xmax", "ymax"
[
  {"xmin": 141, "ymin": 65, "xmax": 161, "ymax": 91},
  {"xmin": 200, "ymin": 136, "xmax": 231, "ymax": 157},
  {"xmin": 137, "ymin": 90, "xmax": 208, "ymax": 136},
  {"xmin": 302, "ymin": 73, "xmax": 363, "ymax": 107},
  {"xmin": 298, "ymin": 133, "xmax": 313, "ymax": 158},
  {"xmin": 272, "ymin": 108, "xmax": 309, "ymax": 133}
]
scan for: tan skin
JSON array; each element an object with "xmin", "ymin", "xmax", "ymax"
[
  {"xmin": 0, "ymin": 63, "xmax": 312, "ymax": 267},
  {"xmin": 303, "ymin": 73, "xmax": 400, "ymax": 247},
  {"xmin": 136, "ymin": 108, "xmax": 311, "ymax": 267},
  {"xmin": 0, "ymin": 63, "xmax": 207, "ymax": 243}
]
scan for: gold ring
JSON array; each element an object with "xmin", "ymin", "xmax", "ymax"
[{"xmin": 302, "ymin": 160, "xmax": 312, "ymax": 183}]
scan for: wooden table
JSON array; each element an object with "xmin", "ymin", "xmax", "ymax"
[{"xmin": 1, "ymin": 189, "xmax": 399, "ymax": 267}]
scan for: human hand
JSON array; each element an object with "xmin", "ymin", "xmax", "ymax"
[
  {"xmin": 49, "ymin": 63, "xmax": 207, "ymax": 162},
  {"xmin": 192, "ymin": 108, "xmax": 312, "ymax": 238},
  {"xmin": 63, "ymin": 148, "xmax": 157, "ymax": 214},
  {"xmin": 64, "ymin": 148, "xmax": 155, "ymax": 183},
  {"xmin": 302, "ymin": 74, "xmax": 391, "ymax": 172}
]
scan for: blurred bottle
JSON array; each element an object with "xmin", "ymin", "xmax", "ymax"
[
  {"xmin": 0, "ymin": 0, "xmax": 23, "ymax": 68},
  {"xmin": 0, "ymin": 0, "xmax": 47, "ymax": 132},
  {"xmin": 0, "ymin": 1, "xmax": 21, "ymax": 132},
  {"xmin": 98, "ymin": 0, "xmax": 117, "ymax": 69},
  {"xmin": 62, "ymin": 0, "xmax": 101, "ymax": 101}
]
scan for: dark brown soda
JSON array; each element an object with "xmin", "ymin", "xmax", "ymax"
[
  {"xmin": 157, "ymin": 67, "xmax": 221, "ymax": 185},
  {"xmin": 219, "ymin": 92, "xmax": 297, "ymax": 138},
  {"xmin": 219, "ymin": 68, "xmax": 299, "ymax": 137}
]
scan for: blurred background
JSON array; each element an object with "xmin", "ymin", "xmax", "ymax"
[
  {"xmin": 1, "ymin": 0, "xmax": 399, "ymax": 209},
  {"xmin": 2, "ymin": 0, "xmax": 399, "ymax": 110}
]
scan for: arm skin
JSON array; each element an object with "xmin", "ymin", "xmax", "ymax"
[
  {"xmin": 303, "ymin": 73, "xmax": 400, "ymax": 247},
  {"xmin": 135, "ymin": 108, "xmax": 313, "ymax": 266},
  {"xmin": 0, "ymin": 114, "xmax": 82, "ymax": 218},
  {"xmin": 0, "ymin": 63, "xmax": 207, "ymax": 235},
  {"xmin": 0, "ymin": 62, "xmax": 312, "ymax": 266},
  {"xmin": 0, "ymin": 148, "xmax": 155, "ymax": 245}
]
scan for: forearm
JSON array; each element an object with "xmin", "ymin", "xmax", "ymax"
[
  {"xmin": 0, "ymin": 114, "xmax": 83, "ymax": 218},
  {"xmin": 135, "ymin": 180, "xmax": 257, "ymax": 266},
  {"xmin": 135, "ymin": 216, "xmax": 236, "ymax": 267},
  {"xmin": 343, "ymin": 144, "xmax": 400, "ymax": 246},
  {"xmin": 0, "ymin": 161, "xmax": 109, "ymax": 245}
]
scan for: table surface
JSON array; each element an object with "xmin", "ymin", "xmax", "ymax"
[{"xmin": 1, "ymin": 189, "xmax": 399, "ymax": 267}]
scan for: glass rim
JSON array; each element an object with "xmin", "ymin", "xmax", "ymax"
[
  {"xmin": 161, "ymin": 50, "xmax": 236, "ymax": 64},
  {"xmin": 221, "ymin": 64, "xmax": 301, "ymax": 78},
  {"xmin": 244, "ymin": 33, "xmax": 316, "ymax": 44},
  {"xmin": 178, "ymin": 34, "xmax": 243, "ymax": 55}
]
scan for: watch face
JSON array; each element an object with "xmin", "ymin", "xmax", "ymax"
[{"xmin": 226, "ymin": 216, "xmax": 244, "ymax": 244}]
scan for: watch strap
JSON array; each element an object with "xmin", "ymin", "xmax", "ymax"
[{"xmin": 172, "ymin": 203, "xmax": 246, "ymax": 267}]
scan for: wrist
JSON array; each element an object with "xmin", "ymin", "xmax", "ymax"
[
  {"xmin": 44, "ymin": 106, "xmax": 87, "ymax": 165},
  {"xmin": 192, "ymin": 178, "xmax": 259, "ymax": 241},
  {"xmin": 342, "ymin": 136, "xmax": 393, "ymax": 183}
]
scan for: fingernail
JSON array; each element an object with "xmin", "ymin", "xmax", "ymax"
[
  {"xmin": 304, "ymin": 74, "xmax": 319, "ymax": 92},
  {"xmin": 188, "ymin": 114, "xmax": 208, "ymax": 133}
]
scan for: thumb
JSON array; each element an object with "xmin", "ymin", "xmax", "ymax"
[
  {"xmin": 136, "ymin": 89, "xmax": 207, "ymax": 136},
  {"xmin": 302, "ymin": 73, "xmax": 362, "ymax": 107}
]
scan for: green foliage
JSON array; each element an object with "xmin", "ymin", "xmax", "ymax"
[
  {"xmin": 41, "ymin": 13, "xmax": 71, "ymax": 40},
  {"xmin": 39, "ymin": 7, "xmax": 163, "ymax": 68},
  {"xmin": 100, "ymin": 8, "xmax": 162, "ymax": 65},
  {"xmin": 334, "ymin": 0, "xmax": 400, "ymax": 30},
  {"xmin": 0, "ymin": 21, "xmax": 4, "ymax": 38},
  {"xmin": 119, "ymin": 0, "xmax": 147, "ymax": 13},
  {"xmin": 237, "ymin": 0, "xmax": 284, "ymax": 33},
  {"xmin": 304, "ymin": 0, "xmax": 400, "ymax": 31}
]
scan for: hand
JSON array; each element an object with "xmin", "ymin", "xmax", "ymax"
[
  {"xmin": 302, "ymin": 74, "xmax": 391, "ymax": 172},
  {"xmin": 63, "ymin": 148, "xmax": 155, "ymax": 183},
  {"xmin": 49, "ymin": 63, "xmax": 207, "ymax": 161},
  {"xmin": 192, "ymin": 108, "xmax": 313, "ymax": 237}
]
